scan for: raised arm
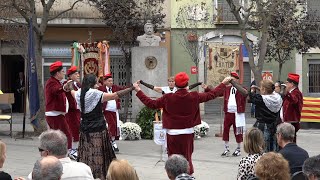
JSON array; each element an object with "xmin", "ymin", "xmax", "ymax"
[
  {"xmin": 198, "ymin": 77, "xmax": 231, "ymax": 103},
  {"xmin": 230, "ymin": 79, "xmax": 249, "ymax": 96},
  {"xmin": 188, "ymin": 82, "xmax": 202, "ymax": 90},
  {"xmin": 133, "ymin": 82, "xmax": 164, "ymax": 109},
  {"xmin": 140, "ymin": 80, "xmax": 163, "ymax": 93},
  {"xmin": 102, "ymin": 86, "xmax": 135, "ymax": 103}
]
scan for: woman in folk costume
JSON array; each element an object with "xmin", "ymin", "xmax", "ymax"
[
  {"xmin": 140, "ymin": 77, "xmax": 202, "ymax": 94},
  {"xmin": 67, "ymin": 74, "xmax": 134, "ymax": 180},
  {"xmin": 64, "ymin": 66, "xmax": 81, "ymax": 159},
  {"xmin": 133, "ymin": 72, "xmax": 232, "ymax": 174},
  {"xmin": 231, "ymin": 79, "xmax": 283, "ymax": 152},
  {"xmin": 98, "ymin": 73, "xmax": 128, "ymax": 153}
]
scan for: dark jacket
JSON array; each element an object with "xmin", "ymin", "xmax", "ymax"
[
  {"xmin": 249, "ymin": 92, "xmax": 279, "ymax": 124},
  {"xmin": 279, "ymin": 143, "xmax": 309, "ymax": 174}
]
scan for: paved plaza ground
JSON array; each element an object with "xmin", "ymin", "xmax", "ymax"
[{"xmin": 0, "ymin": 113, "xmax": 319, "ymax": 180}]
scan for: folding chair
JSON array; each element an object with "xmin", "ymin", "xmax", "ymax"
[{"xmin": 0, "ymin": 104, "xmax": 13, "ymax": 137}]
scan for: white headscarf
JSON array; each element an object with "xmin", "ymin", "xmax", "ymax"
[{"xmin": 261, "ymin": 92, "xmax": 283, "ymax": 113}]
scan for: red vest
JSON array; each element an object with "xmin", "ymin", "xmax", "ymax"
[
  {"xmin": 282, "ymin": 88, "xmax": 303, "ymax": 123},
  {"xmin": 64, "ymin": 81, "xmax": 81, "ymax": 110},
  {"xmin": 45, "ymin": 77, "xmax": 67, "ymax": 112}
]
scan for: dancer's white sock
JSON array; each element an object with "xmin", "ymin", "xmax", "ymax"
[{"xmin": 72, "ymin": 141, "xmax": 79, "ymax": 150}]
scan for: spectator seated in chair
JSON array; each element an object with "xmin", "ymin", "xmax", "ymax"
[
  {"xmin": 303, "ymin": 155, "xmax": 320, "ymax": 180},
  {"xmin": 255, "ymin": 152, "xmax": 290, "ymax": 180},
  {"xmin": 165, "ymin": 154, "xmax": 195, "ymax": 180}
]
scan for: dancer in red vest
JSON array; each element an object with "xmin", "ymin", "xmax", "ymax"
[
  {"xmin": 64, "ymin": 66, "xmax": 81, "ymax": 159},
  {"xmin": 133, "ymin": 72, "xmax": 231, "ymax": 174},
  {"xmin": 98, "ymin": 73, "xmax": 126, "ymax": 152},
  {"xmin": 45, "ymin": 61, "xmax": 72, "ymax": 151},
  {"xmin": 281, "ymin": 73, "xmax": 303, "ymax": 143},
  {"xmin": 204, "ymin": 72, "xmax": 247, "ymax": 157}
]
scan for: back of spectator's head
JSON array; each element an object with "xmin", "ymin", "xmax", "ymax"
[
  {"xmin": 244, "ymin": 128, "xmax": 265, "ymax": 154},
  {"xmin": 39, "ymin": 130, "xmax": 68, "ymax": 157},
  {"xmin": 277, "ymin": 122, "xmax": 295, "ymax": 142},
  {"xmin": 107, "ymin": 159, "xmax": 139, "ymax": 180},
  {"xmin": 165, "ymin": 154, "xmax": 189, "ymax": 180},
  {"xmin": 0, "ymin": 141, "xmax": 6, "ymax": 168},
  {"xmin": 32, "ymin": 156, "xmax": 63, "ymax": 180},
  {"xmin": 175, "ymin": 173, "xmax": 195, "ymax": 180},
  {"xmin": 255, "ymin": 152, "xmax": 290, "ymax": 180},
  {"xmin": 303, "ymin": 155, "xmax": 320, "ymax": 180}
]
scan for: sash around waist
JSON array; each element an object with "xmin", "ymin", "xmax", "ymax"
[
  {"xmin": 167, "ymin": 128, "xmax": 194, "ymax": 135},
  {"xmin": 80, "ymin": 116, "xmax": 106, "ymax": 133}
]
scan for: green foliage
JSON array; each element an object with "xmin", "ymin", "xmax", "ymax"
[{"xmin": 136, "ymin": 106, "xmax": 160, "ymax": 139}]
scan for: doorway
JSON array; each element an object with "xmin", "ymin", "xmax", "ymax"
[{"xmin": 1, "ymin": 55, "xmax": 25, "ymax": 112}]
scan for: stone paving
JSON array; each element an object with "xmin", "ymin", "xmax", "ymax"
[{"xmin": 0, "ymin": 113, "xmax": 319, "ymax": 180}]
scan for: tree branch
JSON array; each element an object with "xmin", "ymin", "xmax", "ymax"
[
  {"xmin": 46, "ymin": 0, "xmax": 56, "ymax": 11},
  {"xmin": 47, "ymin": 0, "xmax": 83, "ymax": 21},
  {"xmin": 12, "ymin": 0, "xmax": 29, "ymax": 21},
  {"xmin": 0, "ymin": 17, "xmax": 27, "ymax": 24},
  {"xmin": 40, "ymin": 0, "xmax": 46, "ymax": 8}
]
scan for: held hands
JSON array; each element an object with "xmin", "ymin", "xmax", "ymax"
[
  {"xmin": 201, "ymin": 83, "xmax": 208, "ymax": 89},
  {"xmin": 133, "ymin": 81, "xmax": 141, "ymax": 92},
  {"xmin": 222, "ymin": 76, "xmax": 233, "ymax": 85},
  {"xmin": 251, "ymin": 85, "xmax": 260, "ymax": 92}
]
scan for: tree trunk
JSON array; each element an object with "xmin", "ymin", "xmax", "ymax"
[
  {"xmin": 278, "ymin": 62, "xmax": 283, "ymax": 81},
  {"xmin": 253, "ymin": 69, "xmax": 263, "ymax": 87},
  {"xmin": 123, "ymin": 56, "xmax": 131, "ymax": 122},
  {"xmin": 34, "ymin": 34, "xmax": 48, "ymax": 134}
]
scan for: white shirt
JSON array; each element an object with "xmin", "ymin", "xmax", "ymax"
[
  {"xmin": 161, "ymin": 86, "xmax": 177, "ymax": 94},
  {"xmin": 227, "ymin": 87, "xmax": 237, "ymax": 113},
  {"xmin": 105, "ymin": 86, "xmax": 117, "ymax": 112},
  {"xmin": 28, "ymin": 157, "xmax": 94, "ymax": 180}
]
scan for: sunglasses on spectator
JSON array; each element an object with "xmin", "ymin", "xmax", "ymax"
[{"xmin": 38, "ymin": 147, "xmax": 46, "ymax": 152}]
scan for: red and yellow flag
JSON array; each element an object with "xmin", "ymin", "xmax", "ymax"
[{"xmin": 301, "ymin": 97, "xmax": 320, "ymax": 122}]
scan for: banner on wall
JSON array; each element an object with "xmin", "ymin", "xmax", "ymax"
[
  {"xmin": 71, "ymin": 41, "xmax": 111, "ymax": 79},
  {"xmin": 206, "ymin": 44, "xmax": 239, "ymax": 86},
  {"xmin": 82, "ymin": 42, "xmax": 100, "ymax": 77}
]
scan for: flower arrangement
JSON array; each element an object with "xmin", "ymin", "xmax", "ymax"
[
  {"xmin": 194, "ymin": 121, "xmax": 210, "ymax": 139},
  {"xmin": 120, "ymin": 122, "xmax": 142, "ymax": 140}
]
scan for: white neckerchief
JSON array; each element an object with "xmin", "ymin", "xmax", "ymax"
[
  {"xmin": 74, "ymin": 82, "xmax": 80, "ymax": 89},
  {"xmin": 106, "ymin": 86, "xmax": 117, "ymax": 112},
  {"xmin": 227, "ymin": 87, "xmax": 237, "ymax": 113}
]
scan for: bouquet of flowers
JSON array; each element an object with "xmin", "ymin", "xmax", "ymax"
[
  {"xmin": 120, "ymin": 122, "xmax": 142, "ymax": 140},
  {"xmin": 194, "ymin": 121, "xmax": 210, "ymax": 139}
]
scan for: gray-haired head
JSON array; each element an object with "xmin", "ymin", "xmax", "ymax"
[
  {"xmin": 303, "ymin": 155, "xmax": 320, "ymax": 179},
  {"xmin": 39, "ymin": 129, "xmax": 68, "ymax": 157},
  {"xmin": 32, "ymin": 156, "xmax": 63, "ymax": 180},
  {"xmin": 276, "ymin": 122, "xmax": 295, "ymax": 142},
  {"xmin": 165, "ymin": 154, "xmax": 189, "ymax": 179}
]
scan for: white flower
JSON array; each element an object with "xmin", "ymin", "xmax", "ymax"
[
  {"xmin": 120, "ymin": 122, "xmax": 141, "ymax": 140},
  {"xmin": 194, "ymin": 121, "xmax": 210, "ymax": 139}
]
